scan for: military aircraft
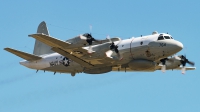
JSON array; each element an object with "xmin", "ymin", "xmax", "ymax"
[{"xmin": 4, "ymin": 21, "xmax": 195, "ymax": 76}]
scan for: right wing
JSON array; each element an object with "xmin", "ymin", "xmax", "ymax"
[{"xmin": 4, "ymin": 48, "xmax": 42, "ymax": 61}]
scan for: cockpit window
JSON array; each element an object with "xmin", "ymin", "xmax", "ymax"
[
  {"xmin": 164, "ymin": 36, "xmax": 170, "ymax": 39},
  {"xmin": 158, "ymin": 36, "xmax": 164, "ymax": 40},
  {"xmin": 170, "ymin": 36, "xmax": 173, "ymax": 39}
]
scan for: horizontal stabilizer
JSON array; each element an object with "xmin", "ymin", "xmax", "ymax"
[{"xmin": 4, "ymin": 48, "xmax": 42, "ymax": 61}]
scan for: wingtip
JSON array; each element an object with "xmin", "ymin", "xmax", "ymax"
[{"xmin": 4, "ymin": 47, "xmax": 10, "ymax": 51}]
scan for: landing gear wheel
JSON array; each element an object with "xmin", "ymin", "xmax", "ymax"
[{"xmin": 71, "ymin": 73, "xmax": 76, "ymax": 77}]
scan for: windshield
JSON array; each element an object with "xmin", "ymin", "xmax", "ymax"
[
  {"xmin": 158, "ymin": 36, "xmax": 164, "ymax": 40},
  {"xmin": 158, "ymin": 35, "xmax": 174, "ymax": 40},
  {"xmin": 164, "ymin": 36, "xmax": 170, "ymax": 39}
]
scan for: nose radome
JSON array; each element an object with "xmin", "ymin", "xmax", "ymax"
[{"xmin": 176, "ymin": 41, "xmax": 184, "ymax": 50}]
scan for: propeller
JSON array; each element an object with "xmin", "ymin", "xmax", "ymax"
[
  {"xmin": 179, "ymin": 55, "xmax": 195, "ymax": 74},
  {"xmin": 81, "ymin": 33, "xmax": 99, "ymax": 53},
  {"xmin": 107, "ymin": 35, "xmax": 122, "ymax": 60},
  {"xmin": 89, "ymin": 25, "xmax": 92, "ymax": 34},
  {"xmin": 160, "ymin": 58, "xmax": 168, "ymax": 73},
  {"xmin": 79, "ymin": 25, "xmax": 100, "ymax": 53}
]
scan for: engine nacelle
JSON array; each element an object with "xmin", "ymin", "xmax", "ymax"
[
  {"xmin": 128, "ymin": 59, "xmax": 155, "ymax": 71},
  {"xmin": 165, "ymin": 57, "xmax": 181, "ymax": 69},
  {"xmin": 66, "ymin": 35, "xmax": 121, "ymax": 49},
  {"xmin": 66, "ymin": 35, "xmax": 88, "ymax": 48},
  {"xmin": 84, "ymin": 66, "xmax": 112, "ymax": 74}
]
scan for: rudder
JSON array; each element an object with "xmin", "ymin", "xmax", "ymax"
[{"xmin": 33, "ymin": 21, "xmax": 54, "ymax": 55}]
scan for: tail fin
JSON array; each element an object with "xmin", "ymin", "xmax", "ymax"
[{"xmin": 33, "ymin": 21, "xmax": 54, "ymax": 55}]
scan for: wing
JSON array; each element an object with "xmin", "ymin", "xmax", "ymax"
[
  {"xmin": 29, "ymin": 33, "xmax": 119, "ymax": 67},
  {"xmin": 29, "ymin": 34, "xmax": 71, "ymax": 49},
  {"xmin": 29, "ymin": 34, "xmax": 108, "ymax": 68},
  {"xmin": 174, "ymin": 66, "xmax": 196, "ymax": 70},
  {"xmin": 4, "ymin": 48, "xmax": 42, "ymax": 61},
  {"xmin": 157, "ymin": 64, "xmax": 196, "ymax": 71}
]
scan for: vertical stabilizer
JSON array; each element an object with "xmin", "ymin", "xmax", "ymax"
[{"xmin": 33, "ymin": 21, "xmax": 54, "ymax": 55}]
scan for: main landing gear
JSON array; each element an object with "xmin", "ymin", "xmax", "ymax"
[{"xmin": 71, "ymin": 72, "xmax": 76, "ymax": 77}]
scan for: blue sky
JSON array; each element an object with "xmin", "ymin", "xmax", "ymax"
[{"xmin": 1, "ymin": 0, "xmax": 200, "ymax": 112}]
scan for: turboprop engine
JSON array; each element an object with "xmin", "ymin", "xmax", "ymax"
[
  {"xmin": 66, "ymin": 33, "xmax": 120, "ymax": 50},
  {"xmin": 66, "ymin": 33, "xmax": 98, "ymax": 48},
  {"xmin": 128, "ymin": 59, "xmax": 156, "ymax": 71}
]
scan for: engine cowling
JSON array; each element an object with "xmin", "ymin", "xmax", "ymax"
[
  {"xmin": 128, "ymin": 59, "xmax": 155, "ymax": 71},
  {"xmin": 84, "ymin": 66, "xmax": 112, "ymax": 74},
  {"xmin": 66, "ymin": 35, "xmax": 88, "ymax": 48},
  {"xmin": 164, "ymin": 57, "xmax": 181, "ymax": 69}
]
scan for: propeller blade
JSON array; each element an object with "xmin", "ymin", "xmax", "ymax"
[
  {"xmin": 160, "ymin": 58, "xmax": 168, "ymax": 73},
  {"xmin": 89, "ymin": 25, "xmax": 92, "ymax": 34},
  {"xmin": 117, "ymin": 53, "xmax": 122, "ymax": 60},
  {"xmin": 180, "ymin": 55, "xmax": 195, "ymax": 66},
  {"xmin": 187, "ymin": 60, "xmax": 195, "ymax": 66},
  {"xmin": 161, "ymin": 65, "xmax": 166, "ymax": 73},
  {"xmin": 181, "ymin": 66, "xmax": 186, "ymax": 74},
  {"xmin": 174, "ymin": 55, "xmax": 181, "ymax": 60},
  {"xmin": 106, "ymin": 50, "xmax": 113, "ymax": 57},
  {"xmin": 88, "ymin": 46, "xmax": 93, "ymax": 53},
  {"xmin": 107, "ymin": 35, "xmax": 123, "ymax": 60},
  {"xmin": 80, "ymin": 35, "xmax": 87, "ymax": 40},
  {"xmin": 107, "ymin": 35, "xmax": 112, "ymax": 43},
  {"xmin": 114, "ymin": 45, "xmax": 122, "ymax": 60}
]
